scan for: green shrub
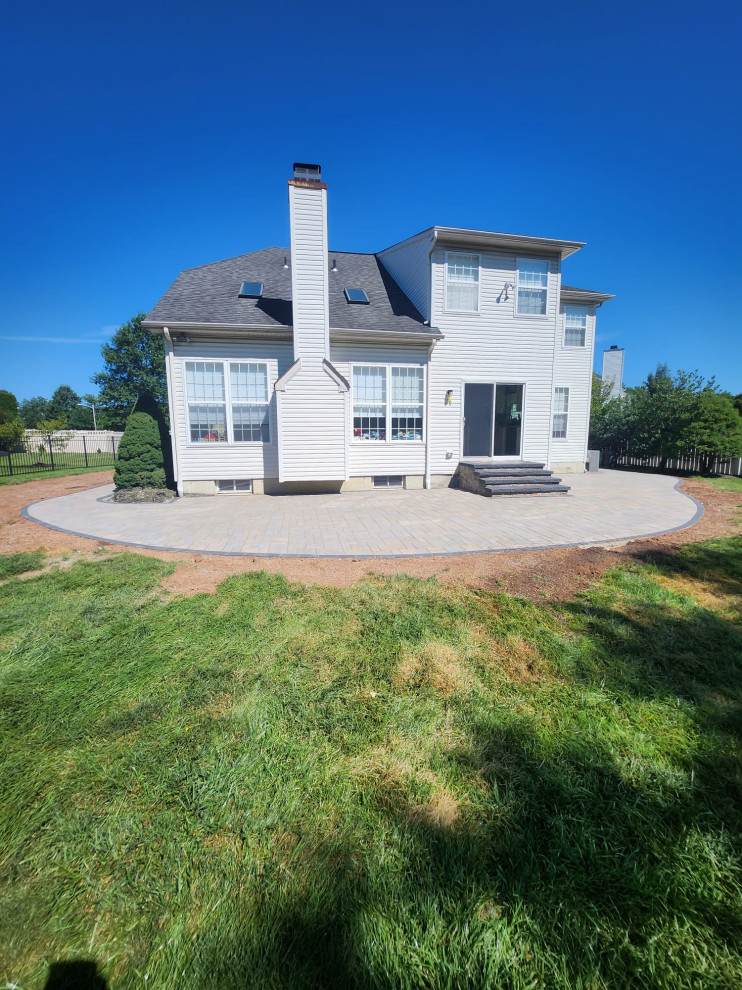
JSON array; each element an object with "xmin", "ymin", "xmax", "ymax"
[
  {"xmin": 0, "ymin": 418, "xmax": 25, "ymax": 452},
  {"xmin": 114, "ymin": 409, "xmax": 168, "ymax": 490}
]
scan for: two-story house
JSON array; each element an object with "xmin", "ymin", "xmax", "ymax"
[{"xmin": 143, "ymin": 163, "xmax": 613, "ymax": 496}]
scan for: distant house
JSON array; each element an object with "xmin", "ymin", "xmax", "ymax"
[
  {"xmin": 601, "ymin": 345, "xmax": 626, "ymax": 398},
  {"xmin": 143, "ymin": 163, "xmax": 613, "ymax": 496}
]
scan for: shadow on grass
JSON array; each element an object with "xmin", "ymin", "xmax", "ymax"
[
  {"xmin": 191, "ymin": 539, "xmax": 742, "ymax": 988},
  {"xmin": 44, "ymin": 960, "xmax": 108, "ymax": 989}
]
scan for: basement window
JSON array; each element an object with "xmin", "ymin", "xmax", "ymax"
[
  {"xmin": 344, "ymin": 287, "xmax": 370, "ymax": 304},
  {"xmin": 238, "ymin": 281, "xmax": 263, "ymax": 298},
  {"xmin": 217, "ymin": 479, "xmax": 253, "ymax": 493},
  {"xmin": 373, "ymin": 475, "xmax": 403, "ymax": 488}
]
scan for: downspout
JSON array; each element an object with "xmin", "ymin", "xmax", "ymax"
[
  {"xmin": 162, "ymin": 328, "xmax": 182, "ymax": 496},
  {"xmin": 423, "ymin": 231, "xmax": 438, "ymax": 489},
  {"xmin": 546, "ymin": 264, "xmax": 560, "ymax": 471}
]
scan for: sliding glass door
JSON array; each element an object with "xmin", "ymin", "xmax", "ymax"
[{"xmin": 463, "ymin": 383, "xmax": 524, "ymax": 458}]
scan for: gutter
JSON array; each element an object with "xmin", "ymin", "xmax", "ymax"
[{"xmin": 162, "ymin": 328, "xmax": 182, "ymax": 496}]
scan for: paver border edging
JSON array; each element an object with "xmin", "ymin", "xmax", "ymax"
[{"xmin": 20, "ymin": 479, "xmax": 705, "ymax": 560}]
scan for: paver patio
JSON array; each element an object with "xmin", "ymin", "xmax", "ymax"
[{"xmin": 22, "ymin": 470, "xmax": 702, "ymax": 558}]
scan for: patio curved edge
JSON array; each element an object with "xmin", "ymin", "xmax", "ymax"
[{"xmin": 19, "ymin": 477, "xmax": 705, "ymax": 560}]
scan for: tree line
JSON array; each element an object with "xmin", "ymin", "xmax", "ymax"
[
  {"xmin": 1, "ymin": 315, "xmax": 167, "ymax": 446},
  {"xmin": 590, "ymin": 365, "xmax": 742, "ymax": 472}
]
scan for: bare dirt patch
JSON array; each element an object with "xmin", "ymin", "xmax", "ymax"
[{"xmin": 2, "ymin": 472, "xmax": 739, "ymax": 600}]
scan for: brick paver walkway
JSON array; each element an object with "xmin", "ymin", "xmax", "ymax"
[{"xmin": 23, "ymin": 470, "xmax": 701, "ymax": 558}]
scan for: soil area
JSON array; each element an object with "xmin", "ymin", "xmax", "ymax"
[{"xmin": 1, "ymin": 471, "xmax": 739, "ymax": 601}]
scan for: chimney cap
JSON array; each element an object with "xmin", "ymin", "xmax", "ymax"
[{"xmin": 293, "ymin": 162, "xmax": 322, "ymax": 181}]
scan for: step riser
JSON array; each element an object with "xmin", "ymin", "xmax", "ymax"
[
  {"xmin": 459, "ymin": 460, "xmax": 545, "ymax": 470},
  {"xmin": 485, "ymin": 485, "xmax": 570, "ymax": 496},
  {"xmin": 485, "ymin": 477, "xmax": 563, "ymax": 486},
  {"xmin": 476, "ymin": 470, "xmax": 553, "ymax": 479}
]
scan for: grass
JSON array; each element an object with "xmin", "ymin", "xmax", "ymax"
[
  {"xmin": 0, "ymin": 462, "xmax": 114, "ymax": 486},
  {"xmin": 0, "ymin": 539, "xmax": 741, "ymax": 988},
  {"xmin": 693, "ymin": 475, "xmax": 742, "ymax": 494},
  {"xmin": 0, "ymin": 550, "xmax": 45, "ymax": 580},
  {"xmin": 0, "ymin": 449, "xmax": 114, "ymax": 486}
]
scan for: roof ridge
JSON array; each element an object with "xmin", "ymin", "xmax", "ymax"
[{"xmin": 181, "ymin": 246, "xmax": 288, "ymax": 273}]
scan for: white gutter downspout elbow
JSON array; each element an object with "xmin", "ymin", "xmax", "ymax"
[{"xmin": 162, "ymin": 328, "xmax": 182, "ymax": 496}]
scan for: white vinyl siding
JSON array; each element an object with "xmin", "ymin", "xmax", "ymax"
[
  {"xmin": 230, "ymin": 363, "xmax": 270, "ymax": 442},
  {"xmin": 352, "ymin": 364, "xmax": 425, "ymax": 443},
  {"xmin": 331, "ymin": 342, "xmax": 428, "ymax": 477},
  {"xmin": 553, "ymin": 387, "xmax": 569, "ymax": 439},
  {"xmin": 377, "ymin": 231, "xmax": 435, "ymax": 321},
  {"xmin": 427, "ymin": 246, "xmax": 561, "ymax": 472},
  {"xmin": 288, "ymin": 182, "xmax": 330, "ymax": 362},
  {"xmin": 172, "ymin": 341, "xmax": 291, "ymax": 485},
  {"xmin": 185, "ymin": 362, "xmax": 227, "ymax": 442},
  {"xmin": 564, "ymin": 306, "xmax": 587, "ymax": 347},
  {"xmin": 516, "ymin": 258, "xmax": 550, "ymax": 316},
  {"xmin": 445, "ymin": 252, "xmax": 480, "ymax": 312}
]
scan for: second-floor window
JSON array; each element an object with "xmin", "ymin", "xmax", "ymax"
[
  {"xmin": 564, "ymin": 306, "xmax": 588, "ymax": 347},
  {"xmin": 445, "ymin": 253, "xmax": 479, "ymax": 312},
  {"xmin": 516, "ymin": 258, "xmax": 550, "ymax": 316}
]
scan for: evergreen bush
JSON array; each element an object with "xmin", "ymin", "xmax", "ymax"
[{"xmin": 114, "ymin": 401, "xmax": 169, "ymax": 490}]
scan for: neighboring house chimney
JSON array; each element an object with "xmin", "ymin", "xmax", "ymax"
[
  {"xmin": 602, "ymin": 345, "xmax": 625, "ymax": 399},
  {"xmin": 288, "ymin": 163, "xmax": 329, "ymax": 363}
]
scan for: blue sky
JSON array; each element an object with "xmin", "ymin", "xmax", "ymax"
[{"xmin": 1, "ymin": 0, "xmax": 740, "ymax": 403}]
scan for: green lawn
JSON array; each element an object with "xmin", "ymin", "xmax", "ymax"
[
  {"xmin": 693, "ymin": 475, "xmax": 742, "ymax": 494},
  {"xmin": 0, "ymin": 451, "xmax": 114, "ymax": 486},
  {"xmin": 1, "ymin": 540, "xmax": 741, "ymax": 988}
]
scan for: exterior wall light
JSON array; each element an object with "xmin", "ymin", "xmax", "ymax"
[{"xmin": 445, "ymin": 390, "xmax": 453, "ymax": 405}]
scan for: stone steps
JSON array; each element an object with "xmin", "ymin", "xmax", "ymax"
[
  {"xmin": 483, "ymin": 483, "xmax": 571, "ymax": 496},
  {"xmin": 456, "ymin": 459, "xmax": 570, "ymax": 497}
]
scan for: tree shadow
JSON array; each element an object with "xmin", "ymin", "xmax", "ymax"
[{"xmin": 44, "ymin": 960, "xmax": 108, "ymax": 989}]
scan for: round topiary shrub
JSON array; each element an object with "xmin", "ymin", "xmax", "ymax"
[{"xmin": 114, "ymin": 410, "xmax": 168, "ymax": 490}]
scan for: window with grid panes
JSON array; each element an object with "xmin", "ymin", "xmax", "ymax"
[
  {"xmin": 391, "ymin": 367, "xmax": 424, "ymax": 440},
  {"xmin": 516, "ymin": 258, "xmax": 549, "ymax": 315},
  {"xmin": 564, "ymin": 306, "xmax": 587, "ymax": 347},
  {"xmin": 230, "ymin": 363, "xmax": 270, "ymax": 442},
  {"xmin": 553, "ymin": 387, "xmax": 569, "ymax": 438},
  {"xmin": 353, "ymin": 366, "xmax": 387, "ymax": 440},
  {"xmin": 185, "ymin": 362, "xmax": 227, "ymax": 442},
  {"xmin": 445, "ymin": 253, "xmax": 479, "ymax": 311}
]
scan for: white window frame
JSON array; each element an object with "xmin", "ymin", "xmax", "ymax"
[
  {"xmin": 183, "ymin": 358, "xmax": 272, "ymax": 447},
  {"xmin": 351, "ymin": 363, "xmax": 426, "ymax": 444},
  {"xmin": 515, "ymin": 257, "xmax": 550, "ymax": 318},
  {"xmin": 444, "ymin": 251, "xmax": 480, "ymax": 314},
  {"xmin": 563, "ymin": 305, "xmax": 588, "ymax": 348},
  {"xmin": 552, "ymin": 387, "xmax": 569, "ymax": 440},
  {"xmin": 229, "ymin": 362, "xmax": 271, "ymax": 444}
]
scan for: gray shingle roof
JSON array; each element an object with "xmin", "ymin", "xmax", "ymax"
[{"xmin": 144, "ymin": 247, "xmax": 433, "ymax": 335}]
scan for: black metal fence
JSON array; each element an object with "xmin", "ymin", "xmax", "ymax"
[
  {"xmin": 602, "ymin": 449, "xmax": 742, "ymax": 477},
  {"xmin": 0, "ymin": 433, "xmax": 120, "ymax": 478}
]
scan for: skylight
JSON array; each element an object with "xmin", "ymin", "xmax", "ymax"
[
  {"xmin": 238, "ymin": 281, "xmax": 263, "ymax": 298},
  {"xmin": 344, "ymin": 288, "xmax": 369, "ymax": 304}
]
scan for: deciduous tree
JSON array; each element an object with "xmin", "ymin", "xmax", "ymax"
[
  {"xmin": 92, "ymin": 314, "xmax": 166, "ymax": 429},
  {"xmin": 0, "ymin": 390, "xmax": 19, "ymax": 424},
  {"xmin": 18, "ymin": 396, "xmax": 49, "ymax": 429}
]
